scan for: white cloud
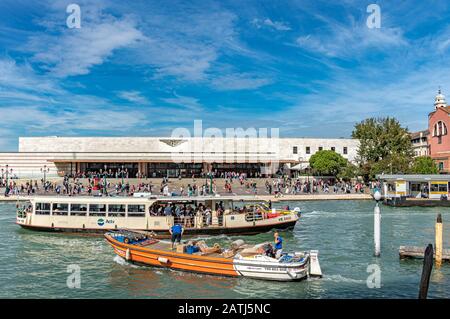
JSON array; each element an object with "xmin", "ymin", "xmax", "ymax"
[
  {"xmin": 0, "ymin": 58, "xmax": 61, "ymax": 93},
  {"xmin": 27, "ymin": 16, "xmax": 144, "ymax": 78},
  {"xmin": 295, "ymin": 18, "xmax": 407, "ymax": 58},
  {"xmin": 263, "ymin": 18, "xmax": 291, "ymax": 31},
  {"xmin": 211, "ymin": 73, "xmax": 272, "ymax": 91},
  {"xmin": 252, "ymin": 18, "xmax": 291, "ymax": 31},
  {"xmin": 162, "ymin": 94, "xmax": 203, "ymax": 111},
  {"xmin": 117, "ymin": 91, "xmax": 150, "ymax": 105},
  {"xmin": 135, "ymin": 10, "xmax": 238, "ymax": 81}
]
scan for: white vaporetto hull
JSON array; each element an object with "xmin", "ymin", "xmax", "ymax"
[{"xmin": 233, "ymin": 252, "xmax": 319, "ymax": 281}]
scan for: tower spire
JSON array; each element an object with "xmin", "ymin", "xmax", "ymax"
[{"xmin": 435, "ymin": 87, "xmax": 446, "ymax": 109}]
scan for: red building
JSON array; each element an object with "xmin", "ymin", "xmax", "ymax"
[{"xmin": 428, "ymin": 89, "xmax": 450, "ymax": 172}]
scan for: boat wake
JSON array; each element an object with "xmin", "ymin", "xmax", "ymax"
[
  {"xmin": 322, "ymin": 274, "xmax": 364, "ymax": 284},
  {"xmin": 113, "ymin": 255, "xmax": 140, "ymax": 268}
]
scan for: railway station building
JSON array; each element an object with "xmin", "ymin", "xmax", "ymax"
[{"xmin": 0, "ymin": 136, "xmax": 359, "ymax": 178}]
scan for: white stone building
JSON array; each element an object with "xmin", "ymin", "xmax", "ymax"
[{"xmin": 0, "ymin": 136, "xmax": 359, "ymax": 178}]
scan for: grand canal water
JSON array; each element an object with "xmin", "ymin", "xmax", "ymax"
[{"xmin": 1, "ymin": 200, "xmax": 449, "ymax": 299}]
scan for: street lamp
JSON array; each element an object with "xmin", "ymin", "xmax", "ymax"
[
  {"xmin": 119, "ymin": 164, "xmax": 127, "ymax": 185},
  {"xmin": 1, "ymin": 164, "xmax": 13, "ymax": 196},
  {"xmin": 40, "ymin": 165, "xmax": 50, "ymax": 186},
  {"xmin": 102, "ymin": 164, "xmax": 108, "ymax": 195}
]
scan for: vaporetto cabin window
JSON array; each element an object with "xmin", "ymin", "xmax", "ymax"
[
  {"xmin": 108, "ymin": 204, "xmax": 126, "ymax": 217},
  {"xmin": 70, "ymin": 204, "xmax": 87, "ymax": 216},
  {"xmin": 128, "ymin": 205, "xmax": 146, "ymax": 217},
  {"xmin": 52, "ymin": 203, "xmax": 68, "ymax": 216},
  {"xmin": 36, "ymin": 203, "xmax": 51, "ymax": 215},
  {"xmin": 89, "ymin": 204, "xmax": 107, "ymax": 217}
]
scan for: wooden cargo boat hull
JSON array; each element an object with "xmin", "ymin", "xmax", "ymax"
[
  {"xmin": 104, "ymin": 231, "xmax": 320, "ymax": 281},
  {"xmin": 105, "ymin": 233, "xmax": 238, "ymax": 277}
]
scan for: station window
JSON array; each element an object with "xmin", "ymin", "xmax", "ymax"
[
  {"xmin": 343, "ymin": 147, "xmax": 348, "ymax": 155},
  {"xmin": 306, "ymin": 146, "xmax": 310, "ymax": 154},
  {"xmin": 293, "ymin": 146, "xmax": 298, "ymax": 154},
  {"xmin": 318, "ymin": 146, "xmax": 323, "ymax": 151},
  {"xmin": 430, "ymin": 183, "xmax": 447, "ymax": 192},
  {"xmin": 331, "ymin": 147, "xmax": 335, "ymax": 152}
]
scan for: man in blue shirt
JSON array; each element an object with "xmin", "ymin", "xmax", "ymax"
[
  {"xmin": 170, "ymin": 223, "xmax": 184, "ymax": 250},
  {"xmin": 274, "ymin": 232, "xmax": 283, "ymax": 259}
]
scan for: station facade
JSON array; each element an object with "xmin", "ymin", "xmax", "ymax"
[{"xmin": 0, "ymin": 136, "xmax": 359, "ymax": 178}]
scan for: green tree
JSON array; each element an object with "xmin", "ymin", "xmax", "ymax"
[
  {"xmin": 309, "ymin": 150, "xmax": 348, "ymax": 176},
  {"xmin": 338, "ymin": 162, "xmax": 359, "ymax": 181},
  {"xmin": 411, "ymin": 156, "xmax": 438, "ymax": 174},
  {"xmin": 352, "ymin": 117, "xmax": 413, "ymax": 180}
]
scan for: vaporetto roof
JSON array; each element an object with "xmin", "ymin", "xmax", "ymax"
[
  {"xmin": 22, "ymin": 195, "xmax": 276, "ymax": 203},
  {"xmin": 376, "ymin": 174, "xmax": 450, "ymax": 182}
]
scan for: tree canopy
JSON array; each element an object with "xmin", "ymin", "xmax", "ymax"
[
  {"xmin": 411, "ymin": 156, "xmax": 438, "ymax": 174},
  {"xmin": 352, "ymin": 117, "xmax": 413, "ymax": 179},
  {"xmin": 309, "ymin": 150, "xmax": 349, "ymax": 177}
]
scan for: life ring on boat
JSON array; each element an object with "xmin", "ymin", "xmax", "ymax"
[
  {"xmin": 124, "ymin": 237, "xmax": 130, "ymax": 244},
  {"xmin": 213, "ymin": 243, "xmax": 221, "ymax": 249}
]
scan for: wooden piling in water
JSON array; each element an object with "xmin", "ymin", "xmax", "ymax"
[
  {"xmin": 374, "ymin": 202, "xmax": 381, "ymax": 257},
  {"xmin": 436, "ymin": 214, "xmax": 443, "ymax": 267},
  {"xmin": 418, "ymin": 244, "xmax": 433, "ymax": 299}
]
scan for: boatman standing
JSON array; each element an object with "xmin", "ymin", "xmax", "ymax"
[
  {"xmin": 274, "ymin": 232, "xmax": 283, "ymax": 259},
  {"xmin": 170, "ymin": 222, "xmax": 184, "ymax": 250}
]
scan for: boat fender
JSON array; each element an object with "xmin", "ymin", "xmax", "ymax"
[
  {"xmin": 158, "ymin": 257, "xmax": 169, "ymax": 264},
  {"xmin": 287, "ymin": 270, "xmax": 298, "ymax": 279},
  {"xmin": 125, "ymin": 249, "xmax": 130, "ymax": 261}
]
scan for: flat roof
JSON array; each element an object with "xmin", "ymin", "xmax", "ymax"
[
  {"xmin": 24, "ymin": 195, "xmax": 276, "ymax": 203},
  {"xmin": 376, "ymin": 174, "xmax": 450, "ymax": 182}
]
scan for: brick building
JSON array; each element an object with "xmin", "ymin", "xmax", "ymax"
[{"xmin": 428, "ymin": 89, "xmax": 450, "ymax": 172}]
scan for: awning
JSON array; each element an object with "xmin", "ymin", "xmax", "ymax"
[{"xmin": 289, "ymin": 162, "xmax": 310, "ymax": 170}]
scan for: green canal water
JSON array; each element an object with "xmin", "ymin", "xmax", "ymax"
[{"xmin": 1, "ymin": 200, "xmax": 449, "ymax": 299}]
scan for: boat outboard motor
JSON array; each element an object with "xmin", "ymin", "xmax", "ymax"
[{"xmin": 264, "ymin": 243, "xmax": 275, "ymax": 258}]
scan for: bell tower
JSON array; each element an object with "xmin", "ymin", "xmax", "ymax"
[{"xmin": 434, "ymin": 87, "xmax": 447, "ymax": 109}]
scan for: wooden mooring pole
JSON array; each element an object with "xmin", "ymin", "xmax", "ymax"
[
  {"xmin": 435, "ymin": 214, "xmax": 443, "ymax": 267},
  {"xmin": 374, "ymin": 191, "xmax": 381, "ymax": 257},
  {"xmin": 418, "ymin": 244, "xmax": 434, "ymax": 299}
]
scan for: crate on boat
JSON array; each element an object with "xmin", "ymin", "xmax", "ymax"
[{"xmin": 176, "ymin": 244, "xmax": 186, "ymax": 253}]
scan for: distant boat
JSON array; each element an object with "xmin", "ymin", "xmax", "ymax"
[
  {"xmin": 104, "ymin": 230, "xmax": 322, "ymax": 281},
  {"xmin": 16, "ymin": 195, "xmax": 300, "ymax": 237}
]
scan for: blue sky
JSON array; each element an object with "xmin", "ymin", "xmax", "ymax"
[{"xmin": 0, "ymin": 0, "xmax": 449, "ymax": 151}]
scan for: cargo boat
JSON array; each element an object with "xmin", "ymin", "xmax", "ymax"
[
  {"xmin": 16, "ymin": 195, "xmax": 300, "ymax": 237},
  {"xmin": 104, "ymin": 230, "xmax": 322, "ymax": 281}
]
